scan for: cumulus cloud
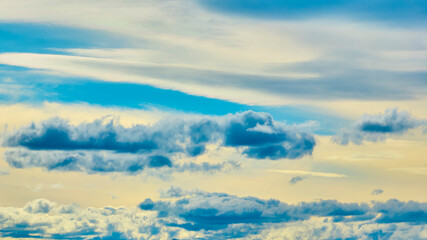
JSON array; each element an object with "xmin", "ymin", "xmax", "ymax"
[
  {"xmin": 4, "ymin": 148, "xmax": 238, "ymax": 175},
  {"xmin": 2, "ymin": 111, "xmax": 315, "ymax": 174},
  {"xmin": 333, "ymin": 109, "xmax": 425, "ymax": 145},
  {"xmin": 1, "ymin": 189, "xmax": 425, "ymax": 239}
]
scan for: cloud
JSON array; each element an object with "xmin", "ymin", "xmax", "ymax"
[
  {"xmin": 142, "ymin": 188, "xmax": 427, "ymax": 231},
  {"xmin": 51, "ymin": 183, "xmax": 64, "ymax": 189},
  {"xmin": 372, "ymin": 189, "xmax": 384, "ymax": 195},
  {"xmin": 136, "ymin": 188, "xmax": 427, "ymax": 239},
  {"xmin": 30, "ymin": 183, "xmax": 64, "ymax": 192},
  {"xmin": 223, "ymin": 111, "xmax": 316, "ymax": 160},
  {"xmin": 269, "ymin": 169, "xmax": 346, "ymax": 178},
  {"xmin": 0, "ymin": 190, "xmax": 426, "ymax": 239},
  {"xmin": 2, "ymin": 111, "xmax": 315, "ymax": 174},
  {"xmin": 289, "ymin": 176, "xmax": 306, "ymax": 185},
  {"xmin": 333, "ymin": 109, "xmax": 425, "ymax": 145}
]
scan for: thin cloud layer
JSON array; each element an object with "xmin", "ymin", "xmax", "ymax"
[
  {"xmin": 333, "ymin": 108, "xmax": 425, "ymax": 145},
  {"xmin": 1, "ymin": 189, "xmax": 426, "ymax": 239}
]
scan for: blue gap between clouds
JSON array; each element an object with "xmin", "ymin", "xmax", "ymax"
[
  {"xmin": 0, "ymin": 66, "xmax": 344, "ymax": 135},
  {"xmin": 0, "ymin": 22, "xmax": 131, "ymax": 54}
]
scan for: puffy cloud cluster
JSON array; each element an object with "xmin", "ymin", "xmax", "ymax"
[
  {"xmin": 0, "ymin": 199, "xmax": 173, "ymax": 240},
  {"xmin": 2, "ymin": 111, "xmax": 315, "ymax": 174},
  {"xmin": 23, "ymin": 198, "xmax": 56, "ymax": 214},
  {"xmin": 333, "ymin": 109, "xmax": 425, "ymax": 145},
  {"xmin": 0, "ymin": 189, "xmax": 426, "ymax": 239}
]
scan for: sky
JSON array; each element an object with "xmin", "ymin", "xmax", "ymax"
[{"xmin": 0, "ymin": 0, "xmax": 426, "ymax": 239}]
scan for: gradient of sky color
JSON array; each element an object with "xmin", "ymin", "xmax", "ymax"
[{"xmin": 0, "ymin": 0, "xmax": 426, "ymax": 239}]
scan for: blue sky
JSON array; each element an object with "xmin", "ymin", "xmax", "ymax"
[{"xmin": 0, "ymin": 0, "xmax": 426, "ymax": 239}]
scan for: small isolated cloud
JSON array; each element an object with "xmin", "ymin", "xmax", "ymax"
[
  {"xmin": 372, "ymin": 189, "xmax": 384, "ymax": 195},
  {"xmin": 2, "ymin": 111, "xmax": 315, "ymax": 175},
  {"xmin": 24, "ymin": 199, "xmax": 56, "ymax": 214},
  {"xmin": 269, "ymin": 169, "xmax": 346, "ymax": 178},
  {"xmin": 289, "ymin": 176, "xmax": 306, "ymax": 185},
  {"xmin": 31, "ymin": 184, "xmax": 44, "ymax": 192},
  {"xmin": 333, "ymin": 109, "xmax": 425, "ymax": 145}
]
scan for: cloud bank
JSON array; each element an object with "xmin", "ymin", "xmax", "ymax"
[
  {"xmin": 2, "ymin": 111, "xmax": 315, "ymax": 174},
  {"xmin": 0, "ymin": 189, "xmax": 426, "ymax": 239}
]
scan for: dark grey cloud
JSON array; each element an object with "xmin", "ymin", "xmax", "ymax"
[
  {"xmin": 0, "ymin": 167, "xmax": 9, "ymax": 176},
  {"xmin": 33, "ymin": 54, "xmax": 427, "ymax": 103},
  {"xmin": 333, "ymin": 109, "xmax": 425, "ymax": 145},
  {"xmin": 23, "ymin": 199, "xmax": 56, "ymax": 214},
  {"xmin": 3, "ymin": 111, "xmax": 316, "ymax": 174}
]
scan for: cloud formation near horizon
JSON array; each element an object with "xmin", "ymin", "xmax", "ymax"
[
  {"xmin": 2, "ymin": 111, "xmax": 315, "ymax": 174},
  {"xmin": 144, "ymin": 188, "xmax": 427, "ymax": 231},
  {"xmin": 0, "ymin": 189, "xmax": 426, "ymax": 239},
  {"xmin": 333, "ymin": 109, "xmax": 425, "ymax": 145}
]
